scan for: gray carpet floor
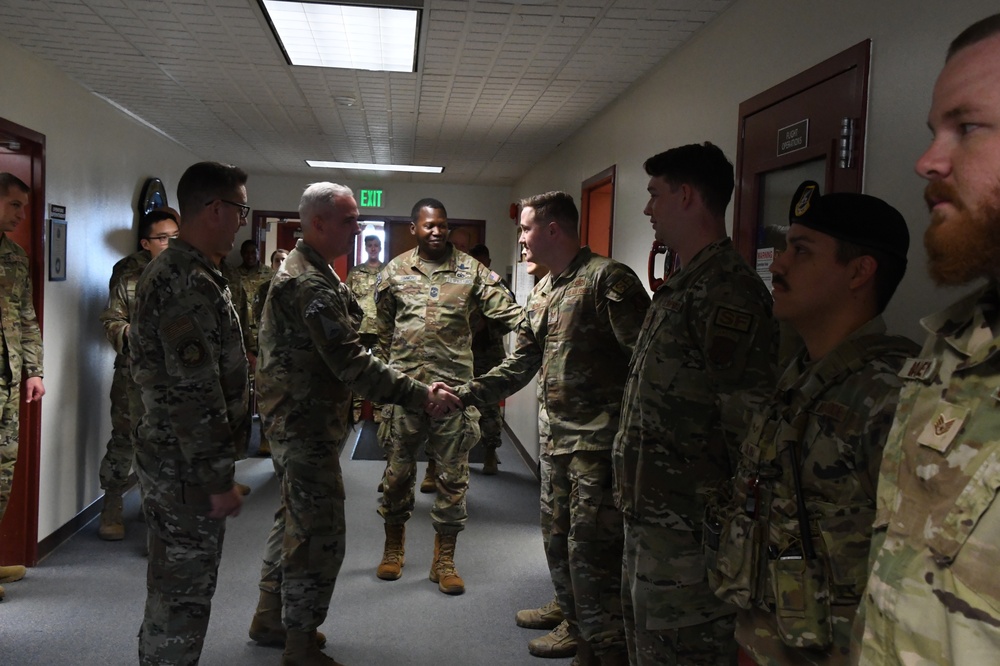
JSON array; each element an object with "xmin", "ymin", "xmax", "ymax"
[{"xmin": 0, "ymin": 425, "xmax": 567, "ymax": 666}]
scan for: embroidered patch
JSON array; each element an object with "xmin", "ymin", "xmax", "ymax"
[
  {"xmin": 917, "ymin": 400, "xmax": 970, "ymax": 453},
  {"xmin": 163, "ymin": 316, "xmax": 196, "ymax": 342},
  {"xmin": 899, "ymin": 358, "xmax": 939, "ymax": 382},
  {"xmin": 176, "ymin": 339, "xmax": 207, "ymax": 368},
  {"xmin": 714, "ymin": 307, "xmax": 753, "ymax": 333},
  {"xmin": 430, "ymin": 286, "xmax": 440, "ymax": 299},
  {"xmin": 664, "ymin": 299, "xmax": 683, "ymax": 312},
  {"xmin": 813, "ymin": 401, "xmax": 849, "ymax": 422}
]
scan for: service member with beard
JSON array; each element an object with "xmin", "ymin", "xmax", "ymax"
[{"xmin": 855, "ymin": 13, "xmax": 1000, "ymax": 664}]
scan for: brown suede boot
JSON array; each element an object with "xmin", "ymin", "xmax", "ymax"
[
  {"xmin": 419, "ymin": 459, "xmax": 437, "ymax": 494},
  {"xmin": 248, "ymin": 590, "xmax": 328, "ymax": 648},
  {"xmin": 97, "ymin": 493, "xmax": 125, "ymax": 541},
  {"xmin": 236, "ymin": 482, "xmax": 252, "ymax": 496},
  {"xmin": 281, "ymin": 630, "xmax": 344, "ymax": 666},
  {"xmin": 482, "ymin": 448, "xmax": 499, "ymax": 475},
  {"xmin": 429, "ymin": 532, "xmax": 465, "ymax": 595},
  {"xmin": 528, "ymin": 620, "xmax": 577, "ymax": 658},
  {"xmin": 376, "ymin": 524, "xmax": 405, "ymax": 580},
  {"xmin": 0, "ymin": 565, "xmax": 26, "ymax": 584},
  {"xmin": 515, "ymin": 596, "xmax": 563, "ymax": 629}
]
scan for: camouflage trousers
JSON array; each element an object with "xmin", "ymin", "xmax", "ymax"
[
  {"xmin": 539, "ymin": 450, "xmax": 553, "ymax": 544},
  {"xmin": 263, "ymin": 438, "xmax": 347, "ymax": 632},
  {"xmin": 351, "ymin": 334, "xmax": 382, "ymax": 422},
  {"xmin": 477, "ymin": 402, "xmax": 503, "ymax": 451},
  {"xmin": 99, "ymin": 361, "xmax": 136, "ymax": 493},
  {"xmin": 622, "ymin": 520, "xmax": 738, "ymax": 665},
  {"xmin": 0, "ymin": 383, "xmax": 19, "ymax": 524},
  {"xmin": 135, "ymin": 454, "xmax": 227, "ymax": 666},
  {"xmin": 547, "ymin": 449, "xmax": 626, "ymax": 656},
  {"xmin": 378, "ymin": 404, "xmax": 480, "ymax": 534}
]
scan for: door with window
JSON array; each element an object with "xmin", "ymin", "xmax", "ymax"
[{"xmin": 733, "ymin": 41, "xmax": 871, "ymax": 276}]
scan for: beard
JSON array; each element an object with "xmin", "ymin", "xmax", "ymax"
[{"xmin": 924, "ymin": 180, "xmax": 1000, "ymax": 286}]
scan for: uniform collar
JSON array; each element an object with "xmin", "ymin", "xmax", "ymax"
[
  {"xmin": 169, "ymin": 238, "xmax": 225, "ymax": 283},
  {"xmin": 403, "ymin": 244, "xmax": 474, "ymax": 276},
  {"xmin": 551, "ymin": 246, "xmax": 593, "ymax": 285},
  {"xmin": 661, "ymin": 237, "xmax": 732, "ymax": 292},
  {"xmin": 291, "ymin": 239, "xmax": 340, "ymax": 284},
  {"xmin": 920, "ymin": 281, "xmax": 1000, "ymax": 361}
]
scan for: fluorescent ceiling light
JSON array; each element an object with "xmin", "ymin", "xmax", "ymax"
[
  {"xmin": 307, "ymin": 160, "xmax": 443, "ymax": 173},
  {"xmin": 262, "ymin": 1, "xmax": 419, "ymax": 72}
]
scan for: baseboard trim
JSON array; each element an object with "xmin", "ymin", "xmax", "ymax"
[
  {"xmin": 503, "ymin": 421, "xmax": 540, "ymax": 482},
  {"xmin": 37, "ymin": 475, "xmax": 137, "ymax": 563}
]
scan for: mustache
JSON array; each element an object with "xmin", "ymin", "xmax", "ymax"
[{"xmin": 924, "ymin": 181, "xmax": 963, "ymax": 213}]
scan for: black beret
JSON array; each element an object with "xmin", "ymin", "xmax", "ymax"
[{"xmin": 788, "ymin": 181, "xmax": 909, "ymax": 261}]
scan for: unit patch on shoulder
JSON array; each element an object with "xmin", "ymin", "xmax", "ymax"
[
  {"xmin": 714, "ymin": 306, "xmax": 753, "ymax": 333},
  {"xmin": 176, "ymin": 338, "xmax": 208, "ymax": 368}
]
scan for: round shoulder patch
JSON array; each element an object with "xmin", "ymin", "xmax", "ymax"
[{"xmin": 176, "ymin": 339, "xmax": 208, "ymax": 368}]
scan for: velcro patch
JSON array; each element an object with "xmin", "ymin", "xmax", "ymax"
[
  {"xmin": 176, "ymin": 339, "xmax": 208, "ymax": 368},
  {"xmin": 163, "ymin": 316, "xmax": 196, "ymax": 342},
  {"xmin": 898, "ymin": 358, "xmax": 939, "ymax": 382},
  {"xmin": 714, "ymin": 307, "xmax": 753, "ymax": 333},
  {"xmin": 813, "ymin": 401, "xmax": 849, "ymax": 422}
]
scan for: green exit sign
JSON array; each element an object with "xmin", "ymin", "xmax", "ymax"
[{"xmin": 359, "ymin": 189, "xmax": 384, "ymax": 208}]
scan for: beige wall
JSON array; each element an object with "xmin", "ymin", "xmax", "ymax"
[
  {"xmin": 0, "ymin": 38, "xmax": 197, "ymax": 539},
  {"xmin": 503, "ymin": 0, "xmax": 998, "ymax": 461}
]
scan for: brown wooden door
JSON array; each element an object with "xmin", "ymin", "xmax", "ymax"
[
  {"xmin": 0, "ymin": 117, "xmax": 45, "ymax": 567},
  {"xmin": 733, "ymin": 41, "xmax": 871, "ymax": 271}
]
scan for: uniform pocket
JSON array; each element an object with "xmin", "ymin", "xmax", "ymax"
[
  {"xmin": 705, "ymin": 507, "xmax": 760, "ymax": 610},
  {"xmin": 769, "ymin": 553, "xmax": 832, "ymax": 650}
]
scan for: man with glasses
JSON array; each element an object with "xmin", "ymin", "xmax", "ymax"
[
  {"xmin": 97, "ymin": 209, "xmax": 178, "ymax": 540},
  {"xmin": 129, "ymin": 162, "xmax": 250, "ymax": 664}
]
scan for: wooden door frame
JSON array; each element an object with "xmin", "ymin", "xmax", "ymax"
[
  {"xmin": 733, "ymin": 40, "xmax": 870, "ymax": 263},
  {"xmin": 580, "ymin": 165, "xmax": 616, "ymax": 255},
  {"xmin": 0, "ymin": 116, "xmax": 46, "ymax": 566}
]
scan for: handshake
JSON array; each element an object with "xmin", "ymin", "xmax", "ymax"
[{"xmin": 423, "ymin": 382, "xmax": 465, "ymax": 418}]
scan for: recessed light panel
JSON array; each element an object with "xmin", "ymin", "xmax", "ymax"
[
  {"xmin": 262, "ymin": 1, "xmax": 419, "ymax": 72},
  {"xmin": 307, "ymin": 160, "xmax": 443, "ymax": 173}
]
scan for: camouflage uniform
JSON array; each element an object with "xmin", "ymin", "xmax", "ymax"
[
  {"xmin": 256, "ymin": 239, "xmax": 429, "ymax": 632},
  {"xmin": 237, "ymin": 262, "xmax": 273, "ymax": 348},
  {"xmin": 129, "ymin": 238, "xmax": 249, "ymax": 666},
  {"xmin": 376, "ymin": 244, "xmax": 522, "ymax": 534},
  {"xmin": 97, "ymin": 249, "xmax": 150, "ymax": 494},
  {"xmin": 471, "ymin": 313, "xmax": 507, "ymax": 455},
  {"xmin": 0, "ymin": 233, "xmax": 43, "ymax": 523},
  {"xmin": 458, "ymin": 247, "xmax": 650, "ymax": 657},
  {"xmin": 856, "ymin": 284, "xmax": 1000, "ymax": 665},
  {"xmin": 612, "ymin": 237, "xmax": 777, "ymax": 665},
  {"xmin": 220, "ymin": 259, "xmax": 253, "ymax": 457},
  {"xmin": 346, "ymin": 261, "xmax": 383, "ymax": 420},
  {"xmin": 701, "ymin": 317, "xmax": 916, "ymax": 665}
]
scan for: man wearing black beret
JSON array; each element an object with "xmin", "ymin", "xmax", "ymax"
[{"xmin": 705, "ymin": 181, "xmax": 918, "ymax": 665}]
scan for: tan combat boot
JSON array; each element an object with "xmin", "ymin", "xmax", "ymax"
[
  {"xmin": 236, "ymin": 482, "xmax": 252, "ymax": 496},
  {"xmin": 376, "ymin": 524, "xmax": 405, "ymax": 580},
  {"xmin": 515, "ymin": 596, "xmax": 563, "ymax": 629},
  {"xmin": 0, "ymin": 564, "xmax": 27, "ymax": 584},
  {"xmin": 528, "ymin": 620, "xmax": 577, "ymax": 658},
  {"xmin": 429, "ymin": 532, "xmax": 465, "ymax": 595},
  {"xmin": 419, "ymin": 459, "xmax": 437, "ymax": 493},
  {"xmin": 248, "ymin": 589, "xmax": 328, "ymax": 648},
  {"xmin": 281, "ymin": 630, "xmax": 344, "ymax": 666},
  {"xmin": 97, "ymin": 493, "xmax": 125, "ymax": 541},
  {"xmin": 482, "ymin": 448, "xmax": 500, "ymax": 475}
]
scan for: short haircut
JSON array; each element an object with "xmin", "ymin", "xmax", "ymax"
[
  {"xmin": 835, "ymin": 240, "xmax": 907, "ymax": 314},
  {"xmin": 270, "ymin": 249, "xmax": 288, "ymax": 263},
  {"xmin": 364, "ymin": 235, "xmax": 380, "ymax": 245},
  {"xmin": 948, "ymin": 13, "xmax": 1000, "ymax": 60},
  {"xmin": 298, "ymin": 182, "xmax": 354, "ymax": 231},
  {"xmin": 177, "ymin": 162, "xmax": 248, "ymax": 221},
  {"xmin": 643, "ymin": 142, "xmax": 734, "ymax": 218},
  {"xmin": 520, "ymin": 191, "xmax": 579, "ymax": 236},
  {"xmin": 410, "ymin": 197, "xmax": 447, "ymax": 222},
  {"xmin": 0, "ymin": 172, "xmax": 30, "ymax": 198},
  {"xmin": 137, "ymin": 210, "xmax": 178, "ymax": 251},
  {"xmin": 469, "ymin": 243, "xmax": 489, "ymax": 260},
  {"xmin": 240, "ymin": 239, "xmax": 256, "ymax": 252}
]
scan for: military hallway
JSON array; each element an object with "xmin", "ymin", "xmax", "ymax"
[{"xmin": 0, "ymin": 424, "xmax": 563, "ymax": 666}]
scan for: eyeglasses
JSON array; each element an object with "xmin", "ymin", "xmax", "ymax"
[
  {"xmin": 206, "ymin": 199, "xmax": 250, "ymax": 221},
  {"xmin": 146, "ymin": 233, "xmax": 179, "ymax": 244}
]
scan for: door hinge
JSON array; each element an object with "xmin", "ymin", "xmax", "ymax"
[{"xmin": 839, "ymin": 118, "xmax": 856, "ymax": 169}]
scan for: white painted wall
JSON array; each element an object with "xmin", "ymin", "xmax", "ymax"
[
  {"xmin": 503, "ymin": 0, "xmax": 999, "ymax": 463},
  {"xmin": 0, "ymin": 38, "xmax": 197, "ymax": 540}
]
